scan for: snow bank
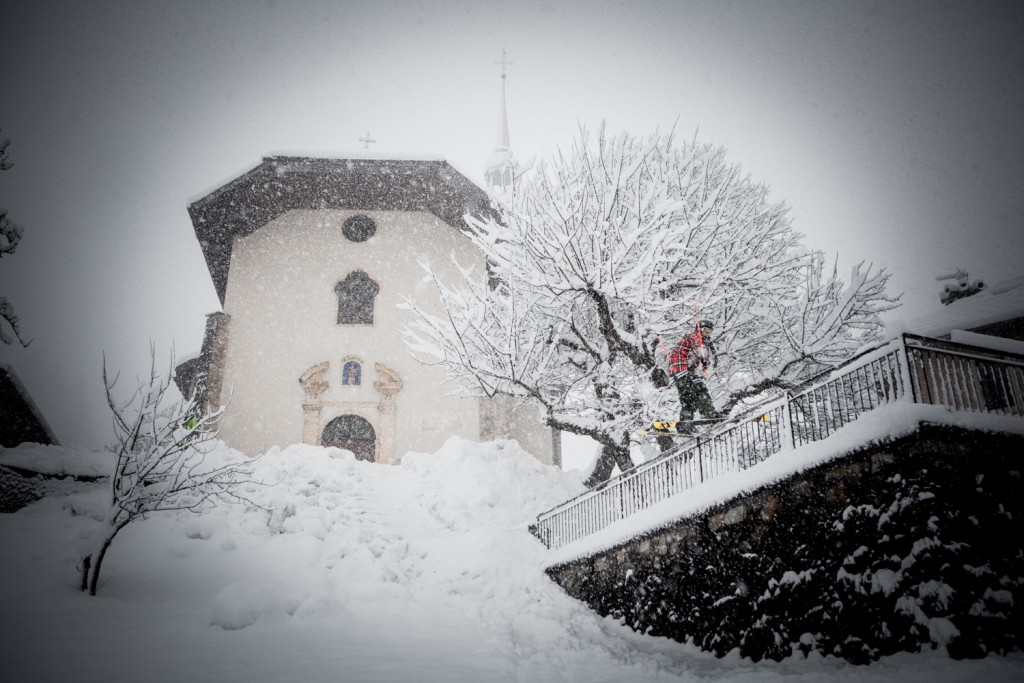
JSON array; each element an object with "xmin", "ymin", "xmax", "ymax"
[
  {"xmin": 211, "ymin": 581, "xmax": 281, "ymax": 630},
  {"xmin": 401, "ymin": 437, "xmax": 583, "ymax": 528},
  {"xmin": 1, "ymin": 435, "xmax": 1022, "ymax": 682}
]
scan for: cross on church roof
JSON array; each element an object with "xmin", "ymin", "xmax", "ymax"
[
  {"xmin": 359, "ymin": 132, "xmax": 377, "ymax": 149},
  {"xmin": 495, "ymin": 49, "xmax": 513, "ymax": 78}
]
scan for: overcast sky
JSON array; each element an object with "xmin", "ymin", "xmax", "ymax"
[{"xmin": 2, "ymin": 0, "xmax": 1022, "ymax": 448}]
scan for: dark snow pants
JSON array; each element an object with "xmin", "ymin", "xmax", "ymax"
[{"xmin": 673, "ymin": 372, "xmax": 719, "ymax": 430}]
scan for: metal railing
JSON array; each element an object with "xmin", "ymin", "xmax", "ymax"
[
  {"xmin": 533, "ymin": 333, "xmax": 1024, "ymax": 549},
  {"xmin": 789, "ymin": 343, "xmax": 908, "ymax": 447}
]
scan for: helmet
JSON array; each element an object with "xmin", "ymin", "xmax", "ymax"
[{"xmin": 701, "ymin": 320, "xmax": 715, "ymax": 331}]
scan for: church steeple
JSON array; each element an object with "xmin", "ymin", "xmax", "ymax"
[{"xmin": 484, "ymin": 50, "xmax": 516, "ymax": 197}]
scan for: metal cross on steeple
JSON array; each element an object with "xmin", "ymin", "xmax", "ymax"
[
  {"xmin": 359, "ymin": 132, "xmax": 377, "ymax": 149},
  {"xmin": 485, "ymin": 50, "xmax": 515, "ymax": 196},
  {"xmin": 495, "ymin": 49, "xmax": 513, "ymax": 79}
]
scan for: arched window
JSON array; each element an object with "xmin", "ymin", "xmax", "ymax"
[
  {"xmin": 341, "ymin": 360, "xmax": 362, "ymax": 386},
  {"xmin": 335, "ymin": 270, "xmax": 380, "ymax": 325},
  {"xmin": 321, "ymin": 414, "xmax": 376, "ymax": 462}
]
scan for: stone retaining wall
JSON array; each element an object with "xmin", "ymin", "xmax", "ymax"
[{"xmin": 547, "ymin": 424, "xmax": 1024, "ymax": 663}]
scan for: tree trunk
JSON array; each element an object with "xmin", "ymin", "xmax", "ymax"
[
  {"xmin": 584, "ymin": 443, "xmax": 634, "ymax": 487},
  {"xmin": 82, "ymin": 524, "xmax": 123, "ymax": 596},
  {"xmin": 79, "ymin": 555, "xmax": 90, "ymax": 592}
]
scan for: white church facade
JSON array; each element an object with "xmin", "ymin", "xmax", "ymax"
[{"xmin": 176, "ymin": 157, "xmax": 559, "ymax": 466}]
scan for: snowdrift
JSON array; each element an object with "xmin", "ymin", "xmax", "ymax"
[{"xmin": 1, "ymin": 437, "xmax": 1022, "ymax": 682}]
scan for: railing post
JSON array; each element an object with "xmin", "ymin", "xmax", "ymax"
[
  {"xmin": 901, "ymin": 334, "xmax": 919, "ymax": 405},
  {"xmin": 783, "ymin": 391, "xmax": 796, "ymax": 450},
  {"xmin": 697, "ymin": 436, "xmax": 705, "ymax": 482}
]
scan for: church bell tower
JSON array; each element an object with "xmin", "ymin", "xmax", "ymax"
[{"xmin": 484, "ymin": 50, "xmax": 516, "ymax": 197}]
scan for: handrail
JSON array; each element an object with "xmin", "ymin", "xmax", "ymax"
[{"xmin": 532, "ymin": 333, "xmax": 1024, "ymax": 549}]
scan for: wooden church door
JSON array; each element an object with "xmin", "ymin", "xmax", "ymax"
[{"xmin": 321, "ymin": 414, "xmax": 376, "ymax": 462}]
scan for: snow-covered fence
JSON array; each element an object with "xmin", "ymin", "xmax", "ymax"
[
  {"xmin": 533, "ymin": 334, "xmax": 1024, "ymax": 549},
  {"xmin": 788, "ymin": 342, "xmax": 908, "ymax": 447},
  {"xmin": 905, "ymin": 335, "xmax": 1024, "ymax": 415},
  {"xmin": 532, "ymin": 400, "xmax": 787, "ymax": 550}
]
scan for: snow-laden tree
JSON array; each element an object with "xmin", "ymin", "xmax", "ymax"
[
  {"xmin": 0, "ymin": 130, "xmax": 29, "ymax": 346},
  {"xmin": 403, "ymin": 126, "xmax": 898, "ymax": 484},
  {"xmin": 81, "ymin": 348, "xmax": 260, "ymax": 595}
]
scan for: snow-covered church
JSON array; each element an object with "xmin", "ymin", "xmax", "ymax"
[{"xmin": 175, "ymin": 69, "xmax": 558, "ymax": 466}]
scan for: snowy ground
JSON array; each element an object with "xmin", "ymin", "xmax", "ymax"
[{"xmin": 2, "ymin": 437, "xmax": 1023, "ymax": 682}]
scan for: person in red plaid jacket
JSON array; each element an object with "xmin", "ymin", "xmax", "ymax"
[{"xmin": 667, "ymin": 321, "xmax": 721, "ymax": 432}]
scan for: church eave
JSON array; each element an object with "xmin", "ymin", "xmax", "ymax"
[{"xmin": 188, "ymin": 157, "xmax": 497, "ymax": 305}]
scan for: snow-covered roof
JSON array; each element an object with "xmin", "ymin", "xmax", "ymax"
[
  {"xmin": 188, "ymin": 157, "xmax": 497, "ymax": 304},
  {"xmin": 0, "ymin": 364, "xmax": 59, "ymax": 447},
  {"xmin": 907, "ymin": 275, "xmax": 1024, "ymax": 338}
]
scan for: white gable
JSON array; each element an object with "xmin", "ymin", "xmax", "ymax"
[{"xmin": 180, "ymin": 158, "xmax": 557, "ymax": 466}]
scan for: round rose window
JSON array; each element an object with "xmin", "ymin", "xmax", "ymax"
[{"xmin": 342, "ymin": 215, "xmax": 376, "ymax": 242}]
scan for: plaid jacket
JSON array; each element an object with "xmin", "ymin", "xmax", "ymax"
[{"xmin": 668, "ymin": 331, "xmax": 710, "ymax": 376}]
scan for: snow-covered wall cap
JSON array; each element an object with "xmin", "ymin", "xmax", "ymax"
[
  {"xmin": 907, "ymin": 275, "xmax": 1024, "ymax": 338},
  {"xmin": 187, "ymin": 157, "xmax": 498, "ymax": 304}
]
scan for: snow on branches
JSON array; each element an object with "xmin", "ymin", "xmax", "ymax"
[{"xmin": 403, "ymin": 125, "xmax": 898, "ymax": 481}]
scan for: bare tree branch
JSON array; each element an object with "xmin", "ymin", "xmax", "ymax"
[
  {"xmin": 0, "ymin": 131, "xmax": 12, "ymax": 171},
  {"xmin": 1, "ymin": 132, "xmax": 29, "ymax": 346},
  {"xmin": 81, "ymin": 346, "xmax": 265, "ymax": 595}
]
